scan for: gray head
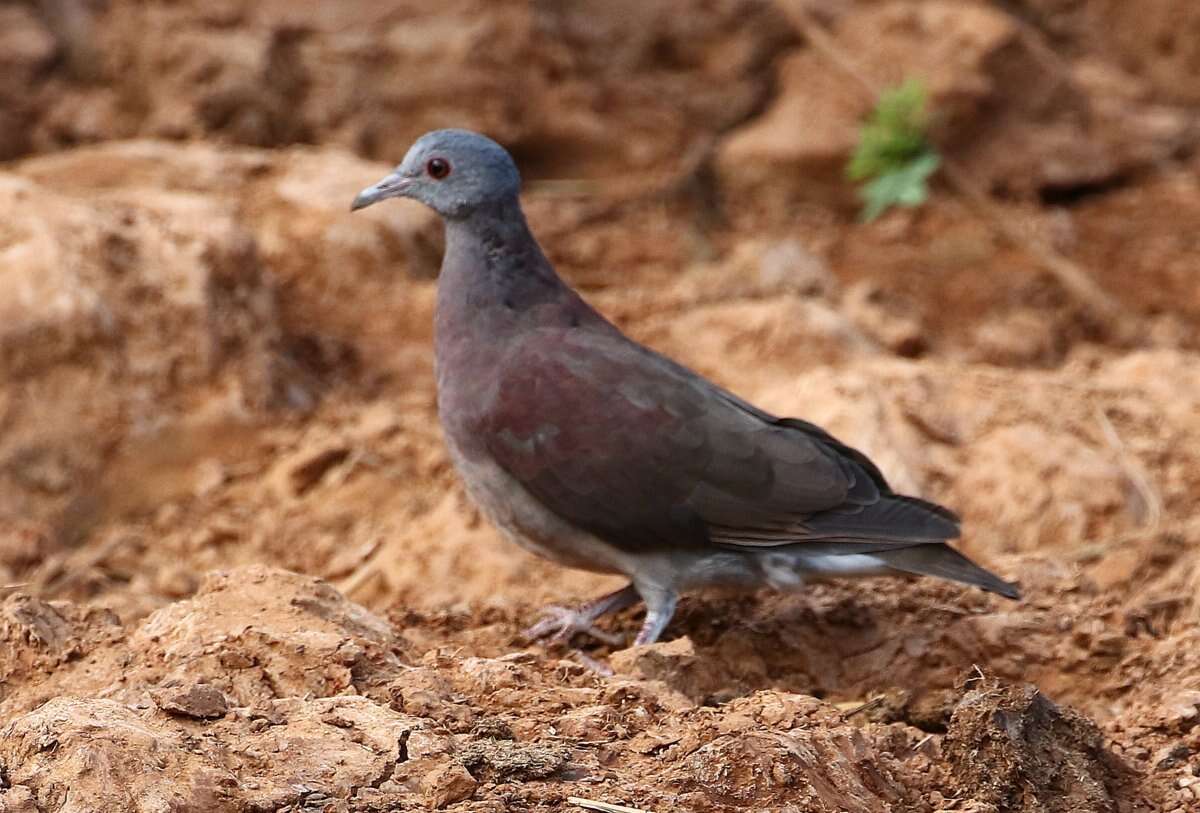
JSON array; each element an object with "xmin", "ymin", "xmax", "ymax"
[{"xmin": 351, "ymin": 129, "xmax": 521, "ymax": 219}]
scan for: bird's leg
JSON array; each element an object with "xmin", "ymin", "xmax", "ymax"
[
  {"xmin": 633, "ymin": 586, "xmax": 678, "ymax": 646},
  {"xmin": 524, "ymin": 584, "xmax": 641, "ymax": 646}
]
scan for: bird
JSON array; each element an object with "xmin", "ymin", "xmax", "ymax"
[{"xmin": 351, "ymin": 129, "xmax": 1020, "ymax": 647}]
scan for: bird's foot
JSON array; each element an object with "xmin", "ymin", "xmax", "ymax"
[
  {"xmin": 524, "ymin": 605, "xmax": 625, "ymax": 646},
  {"xmin": 523, "ymin": 585, "xmax": 641, "ymax": 647}
]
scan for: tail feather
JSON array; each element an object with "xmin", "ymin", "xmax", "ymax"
[
  {"xmin": 804, "ymin": 495, "xmax": 961, "ymax": 545},
  {"xmin": 872, "ymin": 544, "xmax": 1021, "ymax": 600}
]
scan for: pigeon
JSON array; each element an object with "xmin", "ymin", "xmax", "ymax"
[{"xmin": 352, "ymin": 129, "xmax": 1020, "ymax": 646}]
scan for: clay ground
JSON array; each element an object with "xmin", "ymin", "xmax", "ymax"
[{"xmin": 2, "ymin": 1, "xmax": 1199, "ymax": 811}]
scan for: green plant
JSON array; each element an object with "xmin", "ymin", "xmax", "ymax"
[{"xmin": 847, "ymin": 79, "xmax": 940, "ymax": 222}]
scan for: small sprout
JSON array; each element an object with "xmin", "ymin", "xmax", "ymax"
[{"xmin": 847, "ymin": 79, "xmax": 941, "ymax": 222}]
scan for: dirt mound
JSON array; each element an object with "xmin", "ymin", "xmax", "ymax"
[
  {"xmin": 3, "ymin": 566, "xmax": 1194, "ymax": 811},
  {"xmin": 942, "ymin": 679, "xmax": 1145, "ymax": 812}
]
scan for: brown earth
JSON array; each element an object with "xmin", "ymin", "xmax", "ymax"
[{"xmin": 2, "ymin": 1, "xmax": 1200, "ymax": 811}]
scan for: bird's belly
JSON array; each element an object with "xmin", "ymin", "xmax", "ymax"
[
  {"xmin": 444, "ymin": 435, "xmax": 625, "ymax": 575},
  {"xmin": 758, "ymin": 550, "xmax": 891, "ymax": 590}
]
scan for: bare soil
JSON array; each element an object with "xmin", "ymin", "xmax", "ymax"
[{"xmin": 2, "ymin": 1, "xmax": 1199, "ymax": 811}]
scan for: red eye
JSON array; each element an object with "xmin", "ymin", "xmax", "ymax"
[{"xmin": 426, "ymin": 158, "xmax": 450, "ymax": 180}]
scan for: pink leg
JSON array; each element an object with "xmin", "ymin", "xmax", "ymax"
[
  {"xmin": 632, "ymin": 587, "xmax": 678, "ymax": 646},
  {"xmin": 524, "ymin": 584, "xmax": 640, "ymax": 646}
]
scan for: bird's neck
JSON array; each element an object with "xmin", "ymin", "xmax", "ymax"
[{"xmin": 438, "ymin": 198, "xmax": 570, "ymax": 325}]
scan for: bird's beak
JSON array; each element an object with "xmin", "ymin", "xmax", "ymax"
[{"xmin": 350, "ymin": 172, "xmax": 413, "ymax": 212}]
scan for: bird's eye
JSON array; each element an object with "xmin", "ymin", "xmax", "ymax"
[{"xmin": 426, "ymin": 158, "xmax": 451, "ymax": 180}]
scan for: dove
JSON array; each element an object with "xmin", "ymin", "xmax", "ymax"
[{"xmin": 352, "ymin": 129, "xmax": 1019, "ymax": 646}]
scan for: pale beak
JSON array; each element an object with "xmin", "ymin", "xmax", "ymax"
[{"xmin": 350, "ymin": 172, "xmax": 413, "ymax": 211}]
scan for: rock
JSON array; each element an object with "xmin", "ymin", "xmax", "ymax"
[
  {"xmin": 835, "ymin": 1, "xmax": 1187, "ymax": 198},
  {"xmin": 2, "ymin": 140, "xmax": 456, "ymax": 532},
  {"xmin": 1161, "ymin": 691, "xmax": 1200, "ymax": 732},
  {"xmin": 388, "ymin": 668, "xmax": 474, "ymax": 731},
  {"xmin": 1, "ymin": 596, "xmax": 78, "ymax": 657},
  {"xmin": 16, "ymin": 140, "xmax": 439, "ymax": 366},
  {"xmin": 0, "ymin": 785, "xmax": 39, "ymax": 813},
  {"xmin": 0, "ymin": 522, "xmax": 54, "ymax": 582},
  {"xmin": 2, "ymin": 567, "xmax": 410, "ymax": 721},
  {"xmin": 151, "ymin": 682, "xmax": 229, "ymax": 719},
  {"xmin": 0, "ymin": 168, "xmax": 278, "ymax": 391},
  {"xmin": 421, "ymin": 761, "xmax": 477, "ymax": 808}
]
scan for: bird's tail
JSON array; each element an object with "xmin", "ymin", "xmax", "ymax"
[{"xmin": 872, "ymin": 544, "xmax": 1021, "ymax": 600}]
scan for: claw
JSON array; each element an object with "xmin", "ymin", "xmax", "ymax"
[
  {"xmin": 524, "ymin": 605, "xmax": 625, "ymax": 646},
  {"xmin": 522, "ymin": 584, "xmax": 641, "ymax": 647}
]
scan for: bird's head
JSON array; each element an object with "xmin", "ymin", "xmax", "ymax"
[{"xmin": 351, "ymin": 129, "xmax": 521, "ymax": 219}]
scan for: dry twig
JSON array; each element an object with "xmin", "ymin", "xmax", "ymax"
[
  {"xmin": 568, "ymin": 797, "xmax": 655, "ymax": 813},
  {"xmin": 1094, "ymin": 407, "xmax": 1162, "ymax": 534},
  {"xmin": 838, "ymin": 695, "xmax": 886, "ymax": 719}
]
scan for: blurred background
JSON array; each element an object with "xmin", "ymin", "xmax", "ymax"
[{"xmin": 1, "ymin": 0, "xmax": 1199, "ymax": 805}]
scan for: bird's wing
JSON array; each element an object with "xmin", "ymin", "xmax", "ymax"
[{"xmin": 477, "ymin": 326, "xmax": 957, "ymax": 553}]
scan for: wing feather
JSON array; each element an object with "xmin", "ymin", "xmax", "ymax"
[{"xmin": 477, "ymin": 326, "xmax": 955, "ymax": 553}]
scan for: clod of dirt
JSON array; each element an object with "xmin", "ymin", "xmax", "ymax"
[
  {"xmin": 150, "ymin": 681, "xmax": 229, "ymax": 719},
  {"xmin": 942, "ymin": 678, "xmax": 1144, "ymax": 812},
  {"xmin": 610, "ymin": 637, "xmax": 701, "ymax": 687},
  {"xmin": 456, "ymin": 739, "xmax": 571, "ymax": 781}
]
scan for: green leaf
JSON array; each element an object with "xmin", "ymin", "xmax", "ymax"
[
  {"xmin": 859, "ymin": 152, "xmax": 940, "ymax": 222},
  {"xmin": 847, "ymin": 79, "xmax": 941, "ymax": 221}
]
